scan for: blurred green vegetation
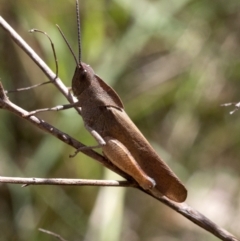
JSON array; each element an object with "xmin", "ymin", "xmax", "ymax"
[{"xmin": 0, "ymin": 0, "xmax": 240, "ymax": 240}]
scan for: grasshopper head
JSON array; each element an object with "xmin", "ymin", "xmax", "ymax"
[{"xmin": 71, "ymin": 62, "xmax": 95, "ymax": 98}]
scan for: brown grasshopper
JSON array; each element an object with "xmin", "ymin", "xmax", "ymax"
[
  {"xmin": 29, "ymin": 0, "xmax": 187, "ymax": 202},
  {"xmin": 71, "ymin": 62, "xmax": 187, "ymax": 202},
  {"xmin": 68, "ymin": 1, "xmax": 187, "ymax": 202}
]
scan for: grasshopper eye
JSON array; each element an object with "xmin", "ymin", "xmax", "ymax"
[{"xmin": 79, "ymin": 68, "xmax": 87, "ymax": 79}]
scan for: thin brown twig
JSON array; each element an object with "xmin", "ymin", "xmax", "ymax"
[
  {"xmin": 39, "ymin": 228, "xmax": 68, "ymax": 241},
  {"xmin": 0, "ymin": 176, "xmax": 131, "ymax": 187},
  {"xmin": 29, "ymin": 28, "xmax": 59, "ymax": 77},
  {"xmin": 221, "ymin": 102, "xmax": 240, "ymax": 115},
  {"xmin": 0, "ymin": 16, "xmax": 81, "ymax": 115},
  {"xmin": 6, "ymin": 80, "xmax": 51, "ymax": 93},
  {"xmin": 0, "ymin": 16, "xmax": 239, "ymax": 241}
]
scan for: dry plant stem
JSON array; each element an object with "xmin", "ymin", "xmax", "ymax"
[
  {"xmin": 6, "ymin": 80, "xmax": 51, "ymax": 93},
  {"xmin": 221, "ymin": 102, "xmax": 240, "ymax": 115},
  {"xmin": 39, "ymin": 228, "xmax": 68, "ymax": 241},
  {"xmin": 0, "ymin": 17, "xmax": 239, "ymax": 241},
  {"xmin": 0, "ymin": 176, "xmax": 130, "ymax": 187},
  {"xmin": 0, "ymin": 16, "xmax": 81, "ymax": 115},
  {"xmin": 157, "ymin": 196, "xmax": 238, "ymax": 241}
]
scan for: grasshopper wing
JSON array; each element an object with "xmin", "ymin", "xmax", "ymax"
[{"xmin": 103, "ymin": 107, "xmax": 187, "ymax": 202}]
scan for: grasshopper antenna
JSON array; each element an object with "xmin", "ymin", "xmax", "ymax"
[
  {"xmin": 6, "ymin": 29, "xmax": 58, "ymax": 94},
  {"xmin": 56, "ymin": 0, "xmax": 82, "ymax": 67},
  {"xmin": 56, "ymin": 25, "xmax": 79, "ymax": 67},
  {"xmin": 76, "ymin": 0, "xmax": 81, "ymax": 63}
]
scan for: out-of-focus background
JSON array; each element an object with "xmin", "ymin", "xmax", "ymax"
[{"xmin": 0, "ymin": 0, "xmax": 240, "ymax": 240}]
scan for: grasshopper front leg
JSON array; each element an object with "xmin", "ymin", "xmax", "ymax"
[{"xmin": 70, "ymin": 124, "xmax": 106, "ymax": 157}]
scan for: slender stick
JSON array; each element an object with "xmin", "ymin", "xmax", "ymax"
[
  {"xmin": 29, "ymin": 28, "xmax": 59, "ymax": 77},
  {"xmin": 6, "ymin": 81, "xmax": 51, "ymax": 93},
  {"xmin": 0, "ymin": 176, "xmax": 131, "ymax": 187},
  {"xmin": 39, "ymin": 228, "xmax": 68, "ymax": 241},
  {"xmin": 0, "ymin": 16, "xmax": 81, "ymax": 115},
  {"xmin": 221, "ymin": 102, "xmax": 240, "ymax": 114}
]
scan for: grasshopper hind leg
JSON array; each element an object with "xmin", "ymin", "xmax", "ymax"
[{"xmin": 102, "ymin": 137, "xmax": 156, "ymax": 190}]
